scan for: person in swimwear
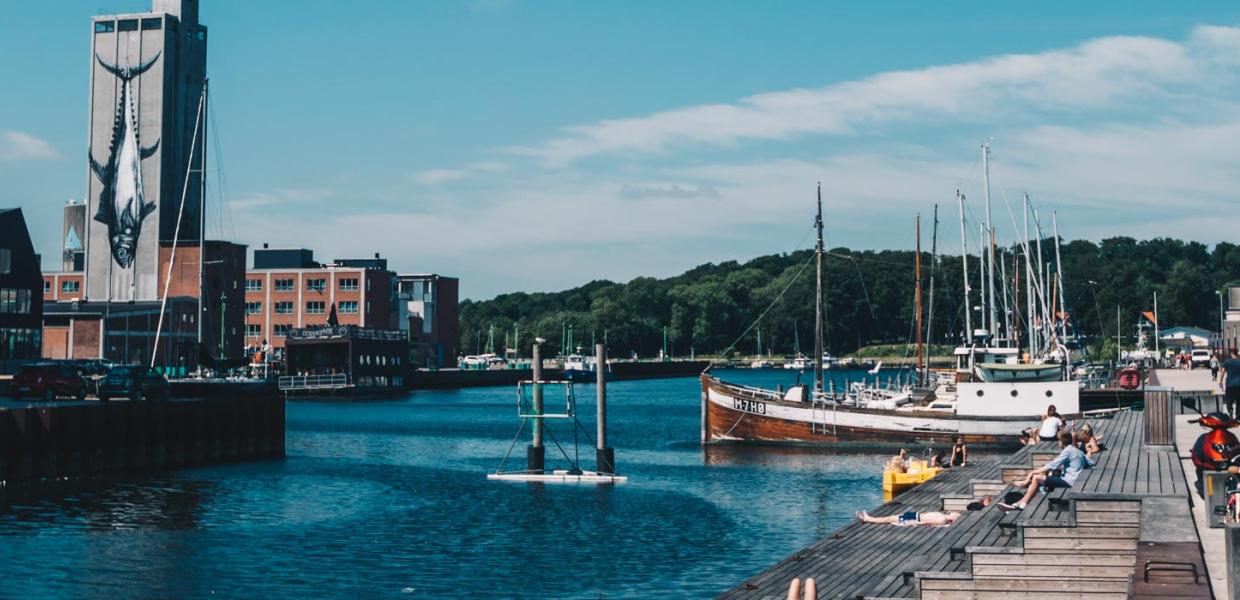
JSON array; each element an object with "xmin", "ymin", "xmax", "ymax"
[{"xmin": 855, "ymin": 510, "xmax": 959, "ymax": 526}]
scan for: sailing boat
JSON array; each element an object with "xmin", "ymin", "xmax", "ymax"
[
  {"xmin": 749, "ymin": 326, "xmax": 774, "ymax": 369},
  {"xmin": 700, "ymin": 181, "xmax": 1084, "ymax": 449}
]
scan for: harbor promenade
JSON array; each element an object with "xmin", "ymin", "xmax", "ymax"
[{"xmin": 720, "ymin": 384, "xmax": 1217, "ymax": 599}]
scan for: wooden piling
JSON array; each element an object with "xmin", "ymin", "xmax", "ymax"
[{"xmin": 596, "ymin": 343, "xmax": 615, "ymax": 474}]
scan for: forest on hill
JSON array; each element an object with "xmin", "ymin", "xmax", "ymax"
[{"xmin": 459, "ymin": 237, "xmax": 1240, "ymax": 360}]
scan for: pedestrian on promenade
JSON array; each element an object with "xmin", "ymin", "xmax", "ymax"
[
  {"xmin": 1210, "ymin": 353, "xmax": 1220, "ymax": 380},
  {"xmin": 1218, "ymin": 348, "xmax": 1240, "ymax": 418}
]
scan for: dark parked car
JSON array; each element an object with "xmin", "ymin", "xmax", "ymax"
[
  {"xmin": 10, "ymin": 363, "xmax": 89, "ymax": 402},
  {"xmin": 97, "ymin": 366, "xmax": 171, "ymax": 402}
]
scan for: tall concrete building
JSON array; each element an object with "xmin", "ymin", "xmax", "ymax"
[{"xmin": 84, "ymin": 0, "xmax": 207, "ymax": 302}]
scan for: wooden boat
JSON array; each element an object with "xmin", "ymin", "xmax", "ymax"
[
  {"xmin": 973, "ymin": 361, "xmax": 1063, "ymax": 383},
  {"xmin": 700, "ymin": 179, "xmax": 1096, "ymax": 449}
]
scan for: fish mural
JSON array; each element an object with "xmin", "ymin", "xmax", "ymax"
[{"xmin": 89, "ymin": 52, "xmax": 161, "ymax": 269}]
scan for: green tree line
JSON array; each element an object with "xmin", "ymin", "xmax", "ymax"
[{"xmin": 459, "ymin": 237, "xmax": 1240, "ymax": 360}]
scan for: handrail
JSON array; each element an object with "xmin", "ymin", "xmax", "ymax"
[{"xmin": 278, "ymin": 373, "xmax": 351, "ymax": 391}]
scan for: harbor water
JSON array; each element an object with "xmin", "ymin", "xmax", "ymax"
[{"xmin": 0, "ymin": 368, "xmax": 924, "ymax": 598}]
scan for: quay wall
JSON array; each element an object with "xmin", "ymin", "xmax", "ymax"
[{"xmin": 0, "ymin": 396, "xmax": 285, "ymax": 493}]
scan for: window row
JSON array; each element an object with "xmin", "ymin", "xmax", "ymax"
[
  {"xmin": 248, "ymin": 277, "xmax": 366, "ymax": 292},
  {"xmin": 0, "ymin": 288, "xmax": 32, "ymax": 314}
]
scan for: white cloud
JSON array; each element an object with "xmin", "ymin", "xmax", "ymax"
[
  {"xmin": 0, "ymin": 131, "xmax": 59, "ymax": 161},
  {"xmin": 504, "ymin": 29, "xmax": 1240, "ymax": 165},
  {"xmin": 413, "ymin": 161, "xmax": 510, "ymax": 185}
]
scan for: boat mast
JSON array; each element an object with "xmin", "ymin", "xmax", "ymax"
[
  {"xmin": 198, "ymin": 78, "xmax": 208, "ymax": 348},
  {"xmin": 1024, "ymin": 193, "xmax": 1034, "ymax": 359},
  {"xmin": 978, "ymin": 223, "xmax": 986, "ymax": 341},
  {"xmin": 915, "ymin": 213, "xmax": 923, "ymax": 387},
  {"xmin": 995, "ymin": 227, "xmax": 1008, "ymax": 345},
  {"xmin": 1052, "ymin": 210, "xmax": 1067, "ymax": 343},
  {"xmin": 814, "ymin": 183, "xmax": 825, "ymax": 396},
  {"xmin": 957, "ymin": 190, "xmax": 972, "ymax": 345},
  {"xmin": 1034, "ymin": 207, "xmax": 1047, "ymax": 353},
  {"xmin": 983, "ymin": 143, "xmax": 997, "ymax": 342},
  {"xmin": 926, "ymin": 204, "xmax": 938, "ymax": 374}
]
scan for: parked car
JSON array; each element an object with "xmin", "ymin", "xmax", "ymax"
[
  {"xmin": 1191, "ymin": 349, "xmax": 1212, "ymax": 369},
  {"xmin": 97, "ymin": 365, "xmax": 171, "ymax": 402},
  {"xmin": 10, "ymin": 363, "xmax": 89, "ymax": 402}
]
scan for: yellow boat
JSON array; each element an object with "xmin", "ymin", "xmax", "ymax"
[{"xmin": 883, "ymin": 459, "xmax": 941, "ymax": 500}]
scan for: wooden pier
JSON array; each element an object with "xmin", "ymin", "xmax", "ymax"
[
  {"xmin": 720, "ymin": 405, "xmax": 1214, "ymax": 599},
  {"xmin": 0, "ymin": 396, "xmax": 285, "ymax": 497}
]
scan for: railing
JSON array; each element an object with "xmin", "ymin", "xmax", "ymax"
[{"xmin": 278, "ymin": 373, "xmax": 351, "ymax": 391}]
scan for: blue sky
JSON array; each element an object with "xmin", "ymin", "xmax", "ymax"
[{"xmin": 3, "ymin": 2, "xmax": 1240, "ymax": 299}]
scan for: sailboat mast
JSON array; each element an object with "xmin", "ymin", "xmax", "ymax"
[
  {"xmin": 198, "ymin": 78, "xmax": 208, "ymax": 347},
  {"xmin": 1053, "ymin": 210, "xmax": 1067, "ymax": 343},
  {"xmin": 957, "ymin": 191, "xmax": 972, "ymax": 345},
  {"xmin": 983, "ymin": 143, "xmax": 997, "ymax": 340},
  {"xmin": 926, "ymin": 204, "xmax": 938, "ymax": 373},
  {"xmin": 978, "ymin": 223, "xmax": 986, "ymax": 341},
  {"xmin": 814, "ymin": 183, "xmax": 825, "ymax": 396},
  {"xmin": 915, "ymin": 213, "xmax": 923, "ymax": 387},
  {"xmin": 1024, "ymin": 193, "xmax": 1034, "ymax": 358}
]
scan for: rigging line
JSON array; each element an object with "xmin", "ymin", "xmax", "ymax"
[
  {"xmin": 208, "ymin": 99, "xmax": 236, "ymax": 242},
  {"xmin": 852, "ymin": 258, "xmax": 878, "ymax": 321},
  {"xmin": 494, "ymin": 416, "xmax": 530, "ymax": 474},
  {"xmin": 718, "ymin": 249, "xmax": 816, "ymax": 357}
]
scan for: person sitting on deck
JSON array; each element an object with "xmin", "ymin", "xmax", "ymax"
[
  {"xmin": 1000, "ymin": 431, "xmax": 1096, "ymax": 511},
  {"xmin": 886, "ymin": 449, "xmax": 910, "ymax": 473},
  {"xmin": 949, "ymin": 436, "xmax": 968, "ymax": 467},
  {"xmin": 1075, "ymin": 426, "xmax": 1102, "ymax": 459},
  {"xmin": 1037, "ymin": 405, "xmax": 1064, "ymax": 442},
  {"xmin": 856, "ymin": 510, "xmax": 960, "ymax": 527}
]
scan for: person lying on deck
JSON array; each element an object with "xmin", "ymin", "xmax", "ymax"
[
  {"xmin": 856, "ymin": 510, "xmax": 960, "ymax": 527},
  {"xmin": 999, "ymin": 431, "xmax": 1096, "ymax": 511},
  {"xmin": 1075, "ymin": 429, "xmax": 1101, "ymax": 459}
]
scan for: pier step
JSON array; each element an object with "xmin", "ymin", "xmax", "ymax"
[{"xmin": 918, "ymin": 574, "xmax": 1129, "ymax": 599}]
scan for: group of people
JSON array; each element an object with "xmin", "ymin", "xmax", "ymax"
[
  {"xmin": 886, "ymin": 437, "xmax": 968, "ymax": 474},
  {"xmin": 862, "ymin": 404, "xmax": 1106, "ymax": 527}
]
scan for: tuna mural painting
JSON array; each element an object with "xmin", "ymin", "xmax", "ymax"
[{"xmin": 89, "ymin": 52, "xmax": 161, "ymax": 269}]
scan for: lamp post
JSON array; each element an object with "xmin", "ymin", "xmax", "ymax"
[{"xmin": 1217, "ymin": 290, "xmax": 1225, "ymax": 351}]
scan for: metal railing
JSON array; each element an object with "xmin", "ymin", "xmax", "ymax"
[{"xmin": 278, "ymin": 373, "xmax": 351, "ymax": 391}]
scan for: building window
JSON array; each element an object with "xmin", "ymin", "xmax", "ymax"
[
  {"xmin": 245, "ymin": 279, "xmax": 262, "ymax": 292},
  {"xmin": 62, "ymin": 280, "xmax": 80, "ymax": 293},
  {"xmin": 273, "ymin": 324, "xmax": 291, "ymax": 337},
  {"xmin": 306, "ymin": 278, "xmax": 326, "ymax": 292},
  {"xmin": 197, "ymin": 28, "xmax": 206, "ymax": 41},
  {"xmin": 246, "ymin": 301, "xmax": 263, "ymax": 315},
  {"xmin": 0, "ymin": 289, "xmax": 31, "ymax": 314},
  {"xmin": 94, "ymin": 21, "xmax": 115, "ymax": 33},
  {"xmin": 366, "ymin": 301, "xmax": 371, "ymax": 314},
  {"xmin": 141, "ymin": 18, "xmax": 162, "ymax": 30},
  {"xmin": 306, "ymin": 301, "xmax": 326, "ymax": 314},
  {"xmin": 118, "ymin": 19, "xmax": 139, "ymax": 32},
  {"xmin": 338, "ymin": 278, "xmax": 359, "ymax": 291},
  {"xmin": 43, "ymin": 280, "xmax": 50, "ymax": 294},
  {"xmin": 339, "ymin": 301, "xmax": 358, "ymax": 314},
  {"xmin": 367, "ymin": 278, "xmax": 372, "ymax": 291},
  {"xmin": 0, "ymin": 248, "xmax": 9, "ymax": 274},
  {"xmin": 245, "ymin": 324, "xmax": 261, "ymax": 337},
  {"xmin": 274, "ymin": 278, "xmax": 294, "ymax": 291},
  {"xmin": 274, "ymin": 301, "xmax": 294, "ymax": 314}
]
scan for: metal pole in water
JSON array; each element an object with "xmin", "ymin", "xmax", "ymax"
[
  {"xmin": 528, "ymin": 340, "xmax": 545, "ymax": 474},
  {"xmin": 596, "ymin": 342, "xmax": 615, "ymax": 474}
]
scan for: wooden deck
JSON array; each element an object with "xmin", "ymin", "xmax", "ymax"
[{"xmin": 719, "ymin": 407, "xmax": 1213, "ymax": 600}]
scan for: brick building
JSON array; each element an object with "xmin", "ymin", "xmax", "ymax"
[{"xmin": 244, "ymin": 247, "xmax": 396, "ymax": 356}]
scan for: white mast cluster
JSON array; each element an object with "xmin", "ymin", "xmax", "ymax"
[{"xmin": 956, "ymin": 144, "xmax": 1071, "ymax": 363}]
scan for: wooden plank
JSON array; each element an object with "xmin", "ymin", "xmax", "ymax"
[
  {"xmin": 971, "ymin": 553, "xmax": 1134, "ymax": 566},
  {"xmin": 1023, "ymin": 526, "xmax": 1139, "ymax": 539},
  {"xmin": 1023, "ymin": 537, "xmax": 1139, "ymax": 552}
]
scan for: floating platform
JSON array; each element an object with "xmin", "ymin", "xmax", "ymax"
[{"xmin": 487, "ymin": 470, "xmax": 628, "ymax": 484}]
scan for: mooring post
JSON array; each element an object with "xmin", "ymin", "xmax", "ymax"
[
  {"xmin": 528, "ymin": 340, "xmax": 545, "ymax": 474},
  {"xmin": 596, "ymin": 343, "xmax": 615, "ymax": 474}
]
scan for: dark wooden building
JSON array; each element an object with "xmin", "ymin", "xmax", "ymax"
[
  {"xmin": 0, "ymin": 208, "xmax": 43, "ymax": 371},
  {"xmin": 284, "ymin": 325, "xmax": 408, "ymax": 390}
]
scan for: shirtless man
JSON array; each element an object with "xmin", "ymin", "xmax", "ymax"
[{"xmin": 856, "ymin": 510, "xmax": 959, "ymax": 526}]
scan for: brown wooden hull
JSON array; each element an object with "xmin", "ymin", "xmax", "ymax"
[{"xmin": 702, "ymin": 374, "xmax": 1025, "ymax": 449}]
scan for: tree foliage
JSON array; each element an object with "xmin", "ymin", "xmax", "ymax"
[{"xmin": 459, "ymin": 237, "xmax": 1240, "ymax": 359}]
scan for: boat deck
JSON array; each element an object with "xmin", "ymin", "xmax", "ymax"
[{"xmin": 719, "ymin": 405, "xmax": 1212, "ymax": 599}]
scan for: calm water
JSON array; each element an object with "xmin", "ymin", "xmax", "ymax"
[{"xmin": 0, "ymin": 369, "xmax": 911, "ymax": 599}]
